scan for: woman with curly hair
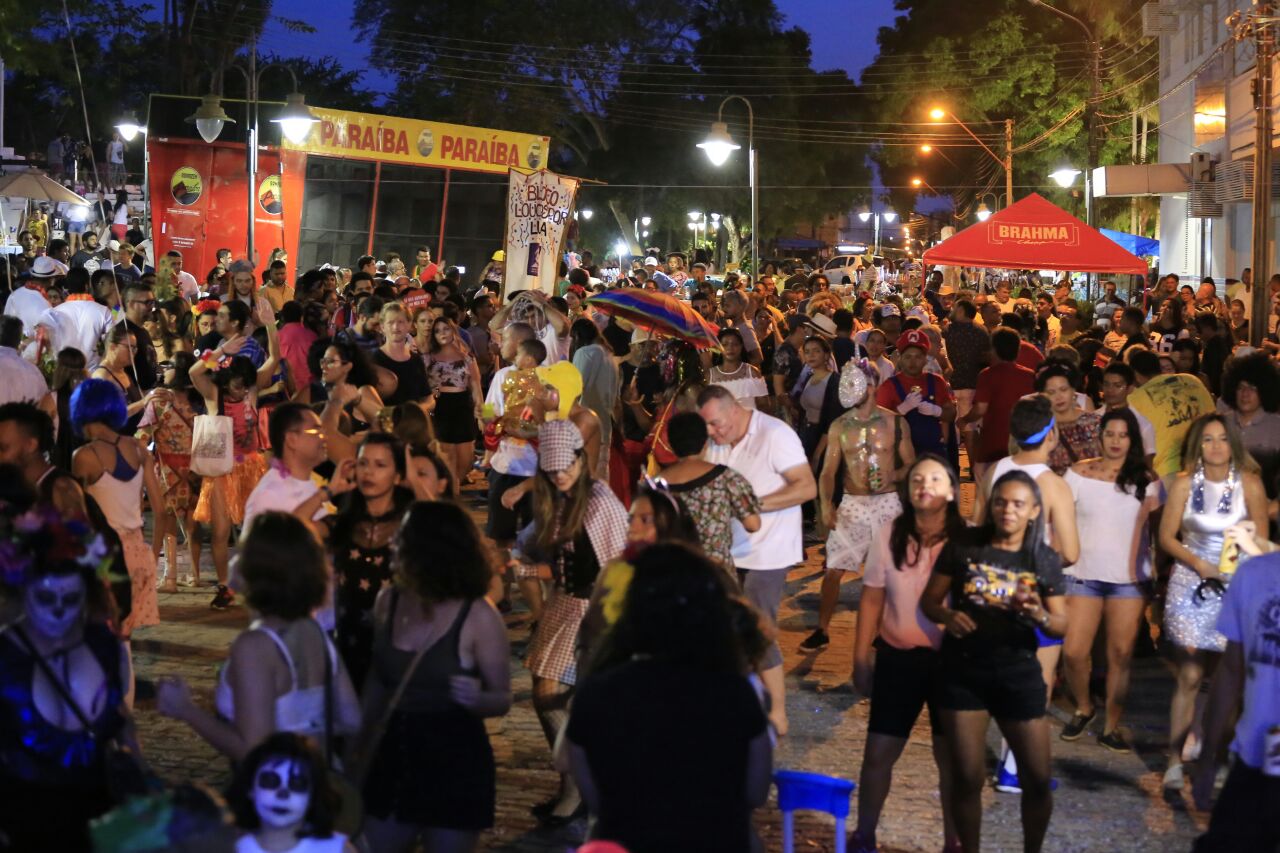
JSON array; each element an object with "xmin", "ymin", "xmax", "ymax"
[
  {"xmin": 356, "ymin": 501, "xmax": 511, "ymax": 853},
  {"xmin": 1034, "ymin": 361, "xmax": 1101, "ymax": 475},
  {"xmin": 1218, "ymin": 351, "xmax": 1280, "ymax": 498}
]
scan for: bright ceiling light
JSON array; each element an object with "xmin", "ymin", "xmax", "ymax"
[
  {"xmin": 928, "ymin": 107, "xmax": 946, "ymax": 121},
  {"xmin": 975, "ymin": 202, "xmax": 992, "ymax": 222}
]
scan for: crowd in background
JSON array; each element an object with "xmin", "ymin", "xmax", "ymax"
[{"xmin": 0, "ymin": 242, "xmax": 1279, "ymax": 853}]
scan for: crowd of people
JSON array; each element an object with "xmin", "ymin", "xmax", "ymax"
[{"xmin": 0, "ymin": 244, "xmax": 1279, "ymax": 853}]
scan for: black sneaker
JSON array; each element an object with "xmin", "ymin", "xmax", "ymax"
[
  {"xmin": 1097, "ymin": 730, "xmax": 1132, "ymax": 753},
  {"xmin": 210, "ymin": 584, "xmax": 235, "ymax": 610},
  {"xmin": 799, "ymin": 629, "xmax": 830, "ymax": 651},
  {"xmin": 1060, "ymin": 710, "xmax": 1096, "ymax": 741}
]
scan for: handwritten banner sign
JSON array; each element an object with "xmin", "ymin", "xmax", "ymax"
[
  {"xmin": 504, "ymin": 169, "xmax": 579, "ymax": 295},
  {"xmin": 283, "ymin": 106, "xmax": 551, "ymax": 176}
]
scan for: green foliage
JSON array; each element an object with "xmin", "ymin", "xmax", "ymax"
[{"xmin": 862, "ymin": 0, "xmax": 1156, "ymax": 236}]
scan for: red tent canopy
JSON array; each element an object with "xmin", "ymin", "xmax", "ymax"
[{"xmin": 923, "ymin": 192, "xmax": 1148, "ymax": 275}]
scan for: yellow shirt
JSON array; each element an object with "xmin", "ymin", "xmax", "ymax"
[
  {"xmin": 258, "ymin": 284, "xmax": 294, "ymax": 313},
  {"xmin": 1127, "ymin": 373, "xmax": 1215, "ymax": 478}
]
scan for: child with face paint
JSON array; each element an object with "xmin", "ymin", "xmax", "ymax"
[
  {"xmin": 0, "ymin": 508, "xmax": 141, "ymax": 851},
  {"xmin": 228, "ymin": 733, "xmax": 355, "ymax": 852}
]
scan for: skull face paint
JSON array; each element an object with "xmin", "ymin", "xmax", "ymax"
[
  {"xmin": 252, "ymin": 756, "xmax": 312, "ymax": 830},
  {"xmin": 24, "ymin": 574, "xmax": 86, "ymax": 639}
]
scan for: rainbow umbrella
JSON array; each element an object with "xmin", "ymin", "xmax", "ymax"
[{"xmin": 586, "ymin": 288, "xmax": 721, "ymax": 350}]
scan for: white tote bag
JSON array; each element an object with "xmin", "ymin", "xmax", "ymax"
[{"xmin": 189, "ymin": 413, "xmax": 234, "ymax": 477}]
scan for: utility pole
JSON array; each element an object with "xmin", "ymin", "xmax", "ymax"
[
  {"xmin": 1029, "ymin": 0, "xmax": 1100, "ymax": 298},
  {"xmin": 1005, "ymin": 119, "xmax": 1014, "ymax": 204},
  {"xmin": 1229, "ymin": 3, "xmax": 1277, "ymax": 347}
]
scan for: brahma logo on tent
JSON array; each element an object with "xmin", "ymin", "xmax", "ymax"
[{"xmin": 988, "ymin": 221, "xmax": 1079, "ymax": 247}]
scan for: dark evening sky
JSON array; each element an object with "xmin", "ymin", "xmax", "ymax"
[{"xmin": 266, "ymin": 0, "xmax": 903, "ymax": 93}]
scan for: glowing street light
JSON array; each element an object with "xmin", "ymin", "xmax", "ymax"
[
  {"xmin": 115, "ymin": 112, "xmax": 146, "ymax": 142},
  {"xmin": 1049, "ymin": 166, "xmax": 1082, "ymax": 188},
  {"xmin": 696, "ymin": 121, "xmax": 740, "ymax": 167},
  {"xmin": 640, "ymin": 216, "xmax": 652, "ymax": 227},
  {"xmin": 975, "ymin": 202, "xmax": 993, "ymax": 222},
  {"xmin": 580, "ymin": 208, "xmax": 593, "ymax": 220}
]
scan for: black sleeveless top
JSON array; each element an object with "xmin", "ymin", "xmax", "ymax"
[{"xmin": 371, "ymin": 591, "xmax": 478, "ymax": 714}]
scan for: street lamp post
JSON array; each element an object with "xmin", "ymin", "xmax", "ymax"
[
  {"xmin": 929, "ymin": 107, "xmax": 1014, "ymax": 206},
  {"xmin": 857, "ymin": 208, "xmax": 897, "ymax": 255},
  {"xmin": 699, "ymin": 96, "xmax": 756, "ymax": 275},
  {"xmin": 974, "ymin": 192, "xmax": 1005, "ymax": 222},
  {"xmin": 186, "ymin": 39, "xmax": 317, "ymax": 266}
]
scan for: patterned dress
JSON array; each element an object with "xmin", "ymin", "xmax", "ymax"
[
  {"xmin": 666, "ymin": 465, "xmax": 762, "ymax": 572},
  {"xmin": 137, "ymin": 392, "xmax": 200, "ymax": 514},
  {"xmin": 1047, "ymin": 409, "xmax": 1102, "ymax": 475}
]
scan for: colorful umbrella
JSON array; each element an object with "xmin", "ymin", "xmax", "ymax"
[{"xmin": 586, "ymin": 288, "xmax": 721, "ymax": 350}]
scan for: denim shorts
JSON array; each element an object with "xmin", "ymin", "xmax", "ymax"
[{"xmin": 1065, "ymin": 575, "xmax": 1146, "ymax": 600}]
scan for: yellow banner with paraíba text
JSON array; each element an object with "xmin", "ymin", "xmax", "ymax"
[{"xmin": 283, "ymin": 106, "xmax": 551, "ymax": 176}]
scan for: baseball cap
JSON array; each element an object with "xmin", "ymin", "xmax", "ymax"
[
  {"xmin": 878, "ymin": 304, "xmax": 901, "ymax": 318},
  {"xmin": 538, "ymin": 419, "xmax": 584, "ymax": 472},
  {"xmin": 641, "ymin": 256, "xmax": 659, "ymax": 267},
  {"xmin": 896, "ymin": 328, "xmax": 931, "ymax": 353}
]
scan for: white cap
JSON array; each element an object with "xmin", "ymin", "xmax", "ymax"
[
  {"xmin": 641, "ymin": 256, "xmax": 658, "ymax": 267},
  {"xmin": 631, "ymin": 326, "xmax": 653, "ymax": 344}
]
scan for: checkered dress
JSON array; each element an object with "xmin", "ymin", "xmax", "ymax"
[{"xmin": 526, "ymin": 480, "xmax": 629, "ymax": 685}]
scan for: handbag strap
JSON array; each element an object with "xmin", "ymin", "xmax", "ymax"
[
  {"xmin": 13, "ymin": 625, "xmax": 96, "ymax": 735},
  {"xmin": 318, "ymin": 619, "xmax": 335, "ymax": 769},
  {"xmin": 358, "ymin": 591, "xmax": 434, "ymax": 777}
]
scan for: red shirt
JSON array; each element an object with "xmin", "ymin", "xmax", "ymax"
[
  {"xmin": 1016, "ymin": 340, "xmax": 1044, "ymax": 371},
  {"xmin": 876, "ymin": 371, "xmax": 954, "ymax": 411},
  {"xmin": 974, "ymin": 360, "xmax": 1037, "ymax": 463}
]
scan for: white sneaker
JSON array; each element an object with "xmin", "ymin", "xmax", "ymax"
[{"xmin": 1162, "ymin": 762, "xmax": 1184, "ymax": 790}]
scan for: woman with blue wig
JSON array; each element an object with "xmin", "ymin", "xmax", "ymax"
[{"xmin": 70, "ymin": 378, "xmax": 165, "ymax": 645}]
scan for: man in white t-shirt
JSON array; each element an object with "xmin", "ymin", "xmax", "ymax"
[
  {"xmin": 36, "ymin": 268, "xmax": 113, "ymax": 371},
  {"xmin": 3, "ymin": 273, "xmax": 52, "ymax": 338},
  {"xmin": 698, "ymin": 384, "xmax": 817, "ymax": 736},
  {"xmin": 166, "ymin": 249, "xmax": 200, "ymax": 300},
  {"xmin": 0, "ymin": 317, "xmax": 55, "ymax": 416},
  {"xmin": 238, "ymin": 402, "xmax": 353, "ymax": 616}
]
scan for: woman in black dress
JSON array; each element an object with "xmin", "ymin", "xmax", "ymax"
[
  {"xmin": 356, "ymin": 501, "xmax": 511, "ymax": 853},
  {"xmin": 323, "ymin": 433, "xmax": 413, "ymax": 692}
]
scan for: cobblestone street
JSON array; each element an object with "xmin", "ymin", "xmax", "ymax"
[{"xmin": 130, "ymin": 484, "xmax": 1209, "ymax": 852}]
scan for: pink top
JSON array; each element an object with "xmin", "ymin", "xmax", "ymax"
[
  {"xmin": 862, "ymin": 520, "xmax": 945, "ymax": 651},
  {"xmin": 278, "ymin": 322, "xmax": 318, "ymax": 388}
]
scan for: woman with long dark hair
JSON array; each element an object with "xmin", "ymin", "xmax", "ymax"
[
  {"xmin": 566, "ymin": 544, "xmax": 772, "ymax": 853},
  {"xmin": 521, "ymin": 419, "xmax": 628, "ymax": 825},
  {"xmin": 320, "ymin": 434, "xmax": 414, "ymax": 692},
  {"xmin": 851, "ymin": 456, "xmax": 965, "ymax": 853},
  {"xmin": 1149, "ymin": 296, "xmax": 1189, "ymax": 353},
  {"xmin": 423, "ymin": 316, "xmax": 482, "ymax": 492},
  {"xmin": 1157, "ymin": 413, "xmax": 1268, "ymax": 790},
  {"xmin": 296, "ymin": 336, "xmax": 384, "ymax": 430},
  {"xmin": 51, "ymin": 347, "xmax": 88, "ymax": 470},
  {"xmin": 921, "ymin": 470, "xmax": 1067, "ymax": 853},
  {"xmin": 357, "ymin": 501, "xmax": 511, "ymax": 853},
  {"xmin": 137, "ymin": 352, "xmax": 206, "ymax": 590},
  {"xmin": 1060, "ymin": 408, "xmax": 1161, "ymax": 752}
]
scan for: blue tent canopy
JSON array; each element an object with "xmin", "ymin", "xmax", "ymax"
[{"xmin": 1099, "ymin": 228, "xmax": 1159, "ymax": 257}]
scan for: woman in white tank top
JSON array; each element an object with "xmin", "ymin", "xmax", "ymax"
[
  {"xmin": 1060, "ymin": 409, "xmax": 1162, "ymax": 752},
  {"xmin": 156, "ymin": 513, "xmax": 361, "ymax": 762}
]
